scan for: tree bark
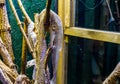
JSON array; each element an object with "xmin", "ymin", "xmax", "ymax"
[
  {"xmin": 0, "ymin": 68, "xmax": 13, "ymax": 84},
  {"xmin": 34, "ymin": 12, "xmax": 49, "ymax": 84},
  {"xmin": 14, "ymin": 75, "xmax": 30, "ymax": 84},
  {"xmin": 0, "ymin": 60, "xmax": 18, "ymax": 82},
  {"xmin": 0, "ymin": 37, "xmax": 16, "ymax": 69},
  {"xmin": 103, "ymin": 62, "xmax": 120, "ymax": 84},
  {"xmin": 0, "ymin": 3, "xmax": 15, "ymax": 61},
  {"xmin": 34, "ymin": 9, "xmax": 63, "ymax": 84}
]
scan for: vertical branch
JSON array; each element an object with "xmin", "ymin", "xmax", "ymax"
[
  {"xmin": 44, "ymin": 0, "xmax": 52, "ymax": 30},
  {"xmin": 3, "ymin": 5, "xmax": 15, "ymax": 61},
  {"xmin": 34, "ymin": 12, "xmax": 46, "ymax": 84},
  {"xmin": 21, "ymin": 19, "xmax": 27, "ymax": 74},
  {"xmin": 0, "ymin": 37, "xmax": 16, "ymax": 70},
  {"xmin": 34, "ymin": 13, "xmax": 41, "ymax": 84},
  {"xmin": 34, "ymin": 11, "xmax": 49, "ymax": 84},
  {"xmin": 0, "ymin": 1, "xmax": 15, "ymax": 61}
]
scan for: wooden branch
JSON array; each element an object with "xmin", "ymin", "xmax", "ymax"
[
  {"xmin": 103, "ymin": 63, "xmax": 120, "ymax": 84},
  {"xmin": 34, "ymin": 13, "xmax": 42, "ymax": 84},
  {"xmin": 0, "ymin": 60, "xmax": 18, "ymax": 82},
  {"xmin": 44, "ymin": 0, "xmax": 52, "ymax": 30},
  {"xmin": 0, "ymin": 37, "xmax": 18, "ymax": 75},
  {"xmin": 8, "ymin": 0, "xmax": 35, "ymax": 59},
  {"xmin": 34, "ymin": 12, "xmax": 50, "ymax": 84},
  {"xmin": 17, "ymin": 0, "xmax": 37, "ymax": 50},
  {"xmin": 26, "ymin": 46, "xmax": 53, "ymax": 70},
  {"xmin": 0, "ymin": 4, "xmax": 15, "ymax": 61},
  {"xmin": 0, "ymin": 68, "xmax": 13, "ymax": 84},
  {"xmin": 14, "ymin": 75, "xmax": 30, "ymax": 84},
  {"xmin": 17, "ymin": 0, "xmax": 31, "ymax": 23},
  {"xmin": 0, "ymin": 37, "xmax": 15, "ymax": 68},
  {"xmin": 33, "ymin": 8, "xmax": 63, "ymax": 84},
  {"xmin": 0, "ymin": 3, "xmax": 18, "ymax": 75},
  {"xmin": 21, "ymin": 19, "xmax": 27, "ymax": 74},
  {"xmin": 4, "ymin": 5, "xmax": 15, "ymax": 61},
  {"xmin": 44, "ymin": 47, "xmax": 53, "ymax": 71}
]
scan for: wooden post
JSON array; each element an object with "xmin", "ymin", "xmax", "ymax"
[
  {"xmin": 58, "ymin": 0, "xmax": 65, "ymax": 84},
  {"xmin": 58, "ymin": 0, "xmax": 72, "ymax": 84}
]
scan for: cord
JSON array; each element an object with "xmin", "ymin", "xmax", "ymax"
[
  {"xmin": 79, "ymin": 0, "xmax": 104, "ymax": 10},
  {"xmin": 105, "ymin": 0, "xmax": 115, "ymax": 24}
]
